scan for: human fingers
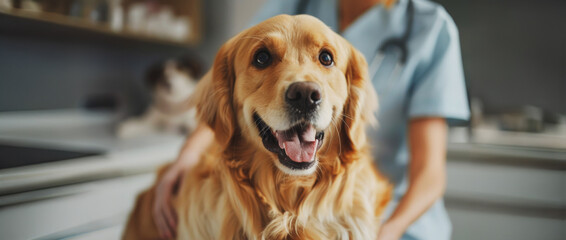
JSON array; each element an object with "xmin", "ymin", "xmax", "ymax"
[
  {"xmin": 161, "ymin": 201, "xmax": 178, "ymax": 236},
  {"xmin": 155, "ymin": 212, "xmax": 172, "ymax": 239},
  {"xmin": 154, "ymin": 181, "xmax": 174, "ymax": 238},
  {"xmin": 156, "ymin": 168, "xmax": 183, "ymax": 238}
]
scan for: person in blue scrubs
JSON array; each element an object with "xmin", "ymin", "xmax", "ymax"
[{"xmin": 152, "ymin": 0, "xmax": 469, "ymax": 239}]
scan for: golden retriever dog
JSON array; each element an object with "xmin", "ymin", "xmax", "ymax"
[{"xmin": 124, "ymin": 14, "xmax": 391, "ymax": 240}]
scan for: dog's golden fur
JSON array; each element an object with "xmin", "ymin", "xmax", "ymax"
[{"xmin": 124, "ymin": 15, "xmax": 391, "ymax": 240}]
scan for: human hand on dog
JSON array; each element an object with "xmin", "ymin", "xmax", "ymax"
[
  {"xmin": 153, "ymin": 124, "xmax": 215, "ymax": 239},
  {"xmin": 153, "ymin": 160, "xmax": 190, "ymax": 239}
]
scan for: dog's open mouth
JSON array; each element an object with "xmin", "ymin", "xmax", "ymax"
[{"xmin": 253, "ymin": 113, "xmax": 324, "ymax": 170}]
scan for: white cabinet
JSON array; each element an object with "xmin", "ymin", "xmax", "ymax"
[
  {"xmin": 445, "ymin": 143, "xmax": 566, "ymax": 240},
  {"xmin": 0, "ymin": 173, "xmax": 155, "ymax": 240}
]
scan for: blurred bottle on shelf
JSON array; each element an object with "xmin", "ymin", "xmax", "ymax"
[
  {"xmin": 126, "ymin": 0, "xmax": 191, "ymax": 40},
  {"xmin": 90, "ymin": 0, "xmax": 109, "ymax": 23},
  {"xmin": 0, "ymin": 0, "xmax": 13, "ymax": 9},
  {"xmin": 109, "ymin": 0, "xmax": 123, "ymax": 31},
  {"xmin": 20, "ymin": 0, "xmax": 42, "ymax": 12}
]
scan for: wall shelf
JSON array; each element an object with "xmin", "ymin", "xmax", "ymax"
[{"xmin": 0, "ymin": 1, "xmax": 201, "ymax": 49}]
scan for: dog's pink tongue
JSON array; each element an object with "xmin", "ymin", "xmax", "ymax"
[{"xmin": 275, "ymin": 125, "xmax": 317, "ymax": 163}]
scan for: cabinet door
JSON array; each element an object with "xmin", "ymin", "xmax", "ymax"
[
  {"xmin": 446, "ymin": 160, "xmax": 566, "ymax": 240},
  {"xmin": 0, "ymin": 173, "xmax": 154, "ymax": 239}
]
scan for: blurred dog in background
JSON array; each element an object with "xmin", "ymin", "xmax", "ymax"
[{"xmin": 117, "ymin": 56, "xmax": 202, "ymax": 138}]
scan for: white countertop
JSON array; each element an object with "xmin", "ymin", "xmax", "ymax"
[{"xmin": 0, "ymin": 109, "xmax": 185, "ymax": 196}]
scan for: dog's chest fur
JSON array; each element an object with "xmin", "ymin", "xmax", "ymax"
[{"xmin": 177, "ymin": 150, "xmax": 382, "ymax": 240}]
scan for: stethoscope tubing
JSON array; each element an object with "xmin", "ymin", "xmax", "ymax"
[
  {"xmin": 295, "ymin": 0, "xmax": 414, "ymax": 89},
  {"xmin": 369, "ymin": 0, "xmax": 414, "ymax": 93}
]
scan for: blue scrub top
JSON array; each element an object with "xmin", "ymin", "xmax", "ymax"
[{"xmin": 251, "ymin": 0, "xmax": 470, "ymax": 239}]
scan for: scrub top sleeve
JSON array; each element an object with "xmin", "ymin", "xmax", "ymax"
[
  {"xmin": 408, "ymin": 11, "xmax": 470, "ymax": 126},
  {"xmin": 247, "ymin": 0, "xmax": 299, "ymax": 27}
]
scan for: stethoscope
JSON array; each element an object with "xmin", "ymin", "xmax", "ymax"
[{"xmin": 296, "ymin": 0, "xmax": 415, "ymax": 91}]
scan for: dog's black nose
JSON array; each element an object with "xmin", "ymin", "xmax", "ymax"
[{"xmin": 285, "ymin": 82, "xmax": 322, "ymax": 112}]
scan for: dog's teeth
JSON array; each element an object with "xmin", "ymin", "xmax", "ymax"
[
  {"xmin": 275, "ymin": 132, "xmax": 285, "ymax": 149},
  {"xmin": 310, "ymin": 140, "xmax": 318, "ymax": 162}
]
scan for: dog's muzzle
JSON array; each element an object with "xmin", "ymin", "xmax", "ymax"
[{"xmin": 254, "ymin": 113, "xmax": 324, "ymax": 170}]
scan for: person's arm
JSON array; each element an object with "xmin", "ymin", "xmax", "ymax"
[
  {"xmin": 377, "ymin": 117, "xmax": 447, "ymax": 240},
  {"xmin": 153, "ymin": 123, "xmax": 214, "ymax": 239},
  {"xmin": 176, "ymin": 123, "xmax": 215, "ymax": 168}
]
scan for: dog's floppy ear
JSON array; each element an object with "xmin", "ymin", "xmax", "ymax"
[
  {"xmin": 340, "ymin": 45, "xmax": 378, "ymax": 162},
  {"xmin": 191, "ymin": 39, "xmax": 238, "ymax": 148}
]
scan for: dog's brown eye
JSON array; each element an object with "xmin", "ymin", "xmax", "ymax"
[
  {"xmin": 253, "ymin": 50, "xmax": 272, "ymax": 68},
  {"xmin": 319, "ymin": 51, "xmax": 333, "ymax": 67}
]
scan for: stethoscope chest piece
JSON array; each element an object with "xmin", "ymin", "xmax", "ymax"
[{"xmin": 369, "ymin": 48, "xmax": 406, "ymax": 96}]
